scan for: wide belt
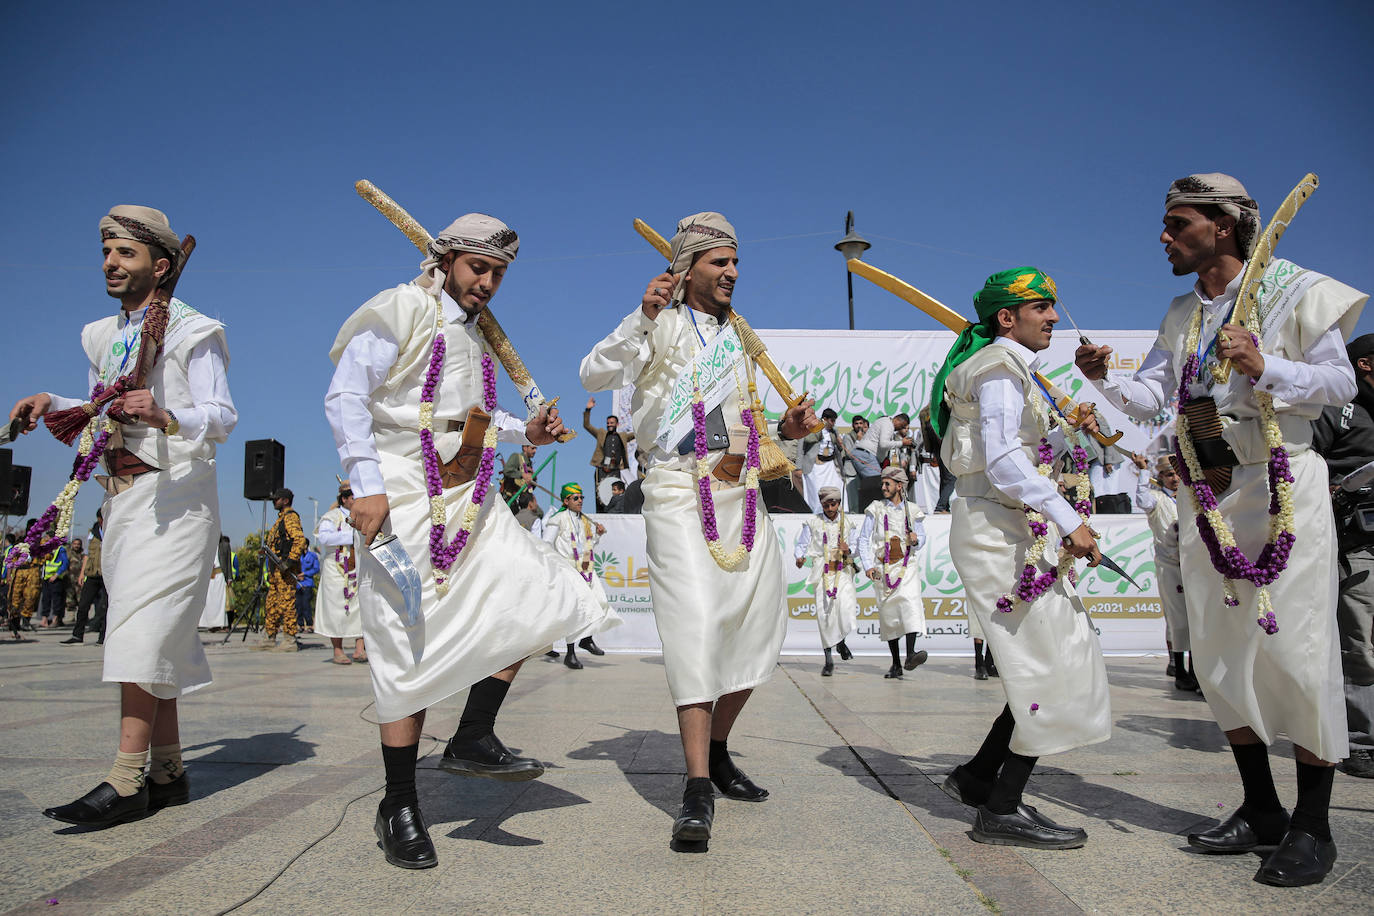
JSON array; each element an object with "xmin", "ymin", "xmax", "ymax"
[{"xmin": 103, "ymin": 447, "xmax": 157, "ymax": 478}]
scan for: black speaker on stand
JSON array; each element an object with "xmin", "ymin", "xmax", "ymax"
[
  {"xmin": 4, "ymin": 465, "xmax": 31, "ymax": 517},
  {"xmin": 243, "ymin": 439, "xmax": 285, "ymax": 501}
]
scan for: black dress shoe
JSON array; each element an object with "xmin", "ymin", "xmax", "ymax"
[
  {"xmin": 1174, "ymin": 673, "xmax": 1200, "ymax": 692},
  {"xmin": 544, "ymin": 649, "xmax": 560, "ymax": 658},
  {"xmin": 1188, "ymin": 809, "xmax": 1289, "ymax": 853},
  {"xmin": 972, "ymin": 805, "xmax": 1087, "ymax": 849},
  {"xmin": 837, "ymin": 642, "xmax": 853, "ymax": 661},
  {"xmin": 974, "ymin": 665, "xmax": 988, "ymax": 681},
  {"xmin": 375, "ymin": 802, "xmax": 437, "ymax": 870},
  {"xmin": 1255, "ymin": 827, "xmax": 1337, "ymax": 887},
  {"xmin": 147, "ymin": 773, "xmax": 190, "ymax": 811},
  {"xmin": 43, "ymin": 782, "xmax": 149, "ymax": 829},
  {"xmin": 578, "ymin": 636, "xmax": 605, "ymax": 656},
  {"xmin": 1019, "ymin": 804, "xmax": 1087, "ymax": 842},
  {"xmin": 821, "ymin": 662, "xmax": 834, "ymax": 677},
  {"xmin": 904, "ymin": 649, "xmax": 929, "ymax": 670},
  {"xmin": 940, "ymin": 765, "xmax": 992, "ymax": 808},
  {"xmin": 61, "ymin": 637, "xmax": 83, "ymax": 645},
  {"xmin": 884, "ymin": 663, "xmax": 903, "ymax": 678},
  {"xmin": 564, "ymin": 650, "xmax": 583, "ymax": 670},
  {"xmin": 439, "ymin": 734, "xmax": 544, "ymax": 781},
  {"xmin": 1166, "ymin": 660, "xmax": 1176, "ymax": 677},
  {"xmin": 672, "ymin": 791, "xmax": 714, "ymax": 842},
  {"xmin": 709, "ymin": 756, "xmax": 769, "ymax": 801},
  {"xmin": 986, "ymin": 662, "xmax": 1000, "ymax": 678}
]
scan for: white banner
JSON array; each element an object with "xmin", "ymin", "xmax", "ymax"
[
  {"xmin": 754, "ymin": 327, "xmax": 1168, "ymax": 453},
  {"xmin": 589, "ymin": 513, "xmax": 1165, "ymax": 656}
]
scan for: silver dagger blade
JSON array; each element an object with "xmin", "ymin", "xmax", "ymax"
[
  {"xmin": 1093, "ymin": 552, "xmax": 1144, "ymax": 592},
  {"xmin": 369, "ymin": 533, "xmax": 423, "ymax": 626}
]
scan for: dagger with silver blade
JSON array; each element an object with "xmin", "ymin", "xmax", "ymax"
[{"xmin": 369, "ymin": 533, "xmax": 423, "ymax": 627}]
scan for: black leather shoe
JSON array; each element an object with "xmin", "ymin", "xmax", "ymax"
[
  {"xmin": 1188, "ymin": 810, "xmax": 1289, "ymax": 854},
  {"xmin": 821, "ymin": 662, "xmax": 834, "ymax": 677},
  {"xmin": 375, "ymin": 803, "xmax": 437, "ymax": 869},
  {"xmin": 884, "ymin": 664, "xmax": 903, "ymax": 678},
  {"xmin": 709, "ymin": 756, "xmax": 769, "ymax": 801},
  {"xmin": 544, "ymin": 649, "xmax": 560, "ymax": 658},
  {"xmin": 836, "ymin": 642, "xmax": 853, "ymax": 661},
  {"xmin": 904, "ymin": 649, "xmax": 929, "ymax": 670},
  {"xmin": 564, "ymin": 650, "xmax": 583, "ymax": 670},
  {"xmin": 672, "ymin": 791, "xmax": 714, "ymax": 842},
  {"xmin": 1019, "ymin": 804, "xmax": 1087, "ymax": 842},
  {"xmin": 1174, "ymin": 673, "xmax": 1200, "ymax": 692},
  {"xmin": 439, "ymin": 734, "xmax": 544, "ymax": 781},
  {"xmin": 972, "ymin": 805, "xmax": 1087, "ymax": 849},
  {"xmin": 974, "ymin": 665, "xmax": 988, "ymax": 681},
  {"xmin": 1255, "ymin": 827, "xmax": 1337, "ymax": 887},
  {"xmin": 61, "ymin": 637, "xmax": 83, "ymax": 645},
  {"xmin": 44, "ymin": 782, "xmax": 149, "ymax": 829},
  {"xmin": 986, "ymin": 662, "xmax": 1000, "ymax": 678},
  {"xmin": 940, "ymin": 765, "xmax": 992, "ymax": 808},
  {"xmin": 578, "ymin": 636, "xmax": 605, "ymax": 656},
  {"xmin": 1166, "ymin": 660, "xmax": 1176, "ymax": 677},
  {"xmin": 147, "ymin": 773, "xmax": 190, "ymax": 811}
]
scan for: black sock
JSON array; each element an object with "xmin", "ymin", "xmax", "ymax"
[
  {"xmin": 986, "ymin": 752, "xmax": 1037, "ymax": 815},
  {"xmin": 1171, "ymin": 651, "xmax": 1186, "ymax": 674},
  {"xmin": 823, "ymin": 647, "xmax": 833, "ymax": 664},
  {"xmin": 709, "ymin": 738, "xmax": 730, "ymax": 769},
  {"xmin": 985, "ymin": 648, "xmax": 995, "ymax": 669},
  {"xmin": 1230, "ymin": 742, "xmax": 1284, "ymax": 816},
  {"xmin": 452, "ymin": 676, "xmax": 512, "ymax": 743},
  {"xmin": 973, "ymin": 640, "xmax": 985, "ymax": 666},
  {"xmin": 685, "ymin": 776, "xmax": 714, "ymax": 798},
  {"xmin": 888, "ymin": 639, "xmax": 901, "ymax": 665},
  {"xmin": 965, "ymin": 705, "xmax": 1016, "ymax": 783},
  {"xmin": 905, "ymin": 633, "xmax": 917, "ymax": 655},
  {"xmin": 380, "ymin": 742, "xmax": 419, "ymax": 814},
  {"xmin": 1187, "ymin": 652, "xmax": 1196, "ymax": 677},
  {"xmin": 1290, "ymin": 762, "xmax": 1334, "ymax": 841}
]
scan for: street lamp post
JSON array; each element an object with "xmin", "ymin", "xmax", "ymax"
[{"xmin": 834, "ymin": 210, "xmax": 871, "ymax": 330}]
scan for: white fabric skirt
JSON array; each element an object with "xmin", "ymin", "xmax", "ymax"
[
  {"xmin": 1179, "ymin": 449, "xmax": 1346, "ymax": 760},
  {"xmin": 315, "ymin": 548, "xmax": 363, "ymax": 639},
  {"xmin": 199, "ymin": 566, "xmax": 227, "ymax": 628},
  {"xmin": 359, "ymin": 433, "xmax": 609, "ymax": 722},
  {"xmin": 102, "ymin": 459, "xmax": 218, "ymax": 699},
  {"xmin": 1157, "ymin": 554, "xmax": 1188, "ymax": 651},
  {"xmin": 565, "ymin": 569, "xmax": 622, "ymax": 643},
  {"xmin": 873, "ymin": 556, "xmax": 926, "ymax": 642},
  {"xmin": 643, "ymin": 465, "xmax": 787, "ymax": 705},
  {"xmin": 950, "ymin": 493, "xmax": 1111, "ymax": 757},
  {"xmin": 807, "ymin": 567, "xmax": 857, "ymax": 649}
]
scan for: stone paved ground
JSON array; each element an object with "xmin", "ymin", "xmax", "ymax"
[{"xmin": 0, "ymin": 630, "xmax": 1370, "ymax": 915}]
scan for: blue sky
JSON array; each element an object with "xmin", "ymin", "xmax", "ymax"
[{"xmin": 3, "ymin": 0, "xmax": 1371, "ymax": 542}]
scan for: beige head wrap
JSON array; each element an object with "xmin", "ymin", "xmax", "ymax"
[
  {"xmin": 880, "ymin": 465, "xmax": 908, "ymax": 485},
  {"xmin": 818, "ymin": 486, "xmax": 842, "ymax": 503},
  {"xmin": 99, "ymin": 205, "xmax": 183, "ymax": 281},
  {"xmin": 1164, "ymin": 173, "xmax": 1261, "ymax": 257},
  {"xmin": 414, "ymin": 213, "xmax": 519, "ymax": 293},
  {"xmin": 668, "ymin": 211, "xmax": 737, "ymax": 300}
]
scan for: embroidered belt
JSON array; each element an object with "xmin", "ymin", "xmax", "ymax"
[
  {"xmin": 103, "ymin": 447, "xmax": 157, "ymax": 478},
  {"xmin": 1171, "ymin": 397, "xmax": 1237, "ymax": 494},
  {"xmin": 440, "ymin": 407, "xmax": 489, "ymax": 490}
]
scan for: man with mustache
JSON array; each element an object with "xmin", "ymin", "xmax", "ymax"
[
  {"xmin": 1076, "ymin": 173, "xmax": 1366, "ymax": 885},
  {"xmin": 933, "ymin": 267, "xmax": 1108, "ymax": 850},
  {"xmin": 794, "ymin": 485, "xmax": 857, "ymax": 676},
  {"xmin": 580, "ymin": 212, "xmax": 817, "ymax": 849},
  {"xmin": 326, "ymin": 214, "xmax": 607, "ymax": 870}
]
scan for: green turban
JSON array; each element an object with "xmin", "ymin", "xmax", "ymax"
[
  {"xmin": 560, "ymin": 482, "xmax": 583, "ymax": 500},
  {"xmin": 927, "ymin": 267, "xmax": 1058, "ymax": 438}
]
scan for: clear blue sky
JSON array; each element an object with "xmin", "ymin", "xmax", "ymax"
[{"xmin": 3, "ymin": 0, "xmax": 1371, "ymax": 543}]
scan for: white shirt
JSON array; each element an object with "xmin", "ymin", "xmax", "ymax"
[
  {"xmin": 977, "ymin": 338, "xmax": 1084, "ymax": 534},
  {"xmin": 48, "ymin": 307, "xmax": 236, "ymax": 445},
  {"xmin": 325, "ymin": 289, "xmax": 529, "ymax": 497},
  {"xmin": 857, "ymin": 416, "xmax": 906, "ymax": 463},
  {"xmin": 316, "ymin": 507, "xmax": 353, "ymax": 548},
  {"xmin": 1133, "ymin": 474, "xmax": 1176, "ymax": 513},
  {"xmin": 1093, "ymin": 267, "xmax": 1355, "ymax": 420}
]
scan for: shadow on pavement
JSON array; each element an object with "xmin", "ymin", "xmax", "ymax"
[
  {"xmin": 566, "ymin": 729, "xmax": 685, "ymax": 819},
  {"xmin": 182, "ymin": 724, "xmax": 318, "ymax": 801},
  {"xmin": 423, "ymin": 778, "xmax": 592, "ymax": 848}
]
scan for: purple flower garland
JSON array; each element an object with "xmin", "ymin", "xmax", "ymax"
[{"xmin": 691, "ymin": 381, "xmax": 761, "ymax": 556}]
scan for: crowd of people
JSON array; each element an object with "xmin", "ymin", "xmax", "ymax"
[{"xmin": 4, "ymin": 175, "xmax": 1370, "ymax": 891}]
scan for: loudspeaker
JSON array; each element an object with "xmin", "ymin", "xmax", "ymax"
[
  {"xmin": 0, "ymin": 449, "xmax": 11, "ymax": 508},
  {"xmin": 243, "ymin": 439, "xmax": 285, "ymax": 500},
  {"xmin": 4, "ymin": 465, "xmax": 31, "ymax": 516}
]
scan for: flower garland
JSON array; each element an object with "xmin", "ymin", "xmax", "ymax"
[
  {"xmin": 691, "ymin": 364, "xmax": 762, "ymax": 571},
  {"xmin": 878, "ymin": 502, "xmax": 913, "ymax": 590},
  {"xmin": 1174, "ymin": 306, "xmax": 1293, "ymax": 635},
  {"xmin": 418, "ymin": 304, "xmax": 499, "ymax": 595},
  {"xmin": 820, "ymin": 514, "xmax": 847, "ymax": 599},
  {"xmin": 995, "ymin": 420, "xmax": 1092, "ymax": 613},
  {"xmin": 569, "ymin": 515, "xmax": 595, "ymax": 584},
  {"xmin": 334, "ymin": 546, "xmax": 357, "ymax": 613}
]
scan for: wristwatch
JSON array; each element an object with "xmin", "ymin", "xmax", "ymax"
[{"xmin": 163, "ymin": 409, "xmax": 181, "ymax": 437}]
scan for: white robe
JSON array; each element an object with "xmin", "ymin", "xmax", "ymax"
[
  {"xmin": 857, "ymin": 499, "xmax": 927, "ymax": 642},
  {"xmin": 944, "ymin": 340, "xmax": 1111, "ymax": 757},
  {"xmin": 52, "ymin": 300, "xmax": 237, "ymax": 699},
  {"xmin": 327, "ymin": 283, "xmax": 608, "ymax": 722},
  {"xmin": 1137, "ymin": 479, "xmax": 1187, "ymax": 650},
  {"xmin": 541, "ymin": 508, "xmax": 620, "ymax": 643},
  {"xmin": 581, "ymin": 305, "xmax": 787, "ymax": 705},
  {"xmin": 795, "ymin": 515, "xmax": 858, "ymax": 649},
  {"xmin": 314, "ymin": 505, "xmax": 363, "ymax": 640},
  {"xmin": 1094, "ymin": 264, "xmax": 1366, "ymax": 760},
  {"xmin": 199, "ymin": 558, "xmax": 227, "ymax": 629}
]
